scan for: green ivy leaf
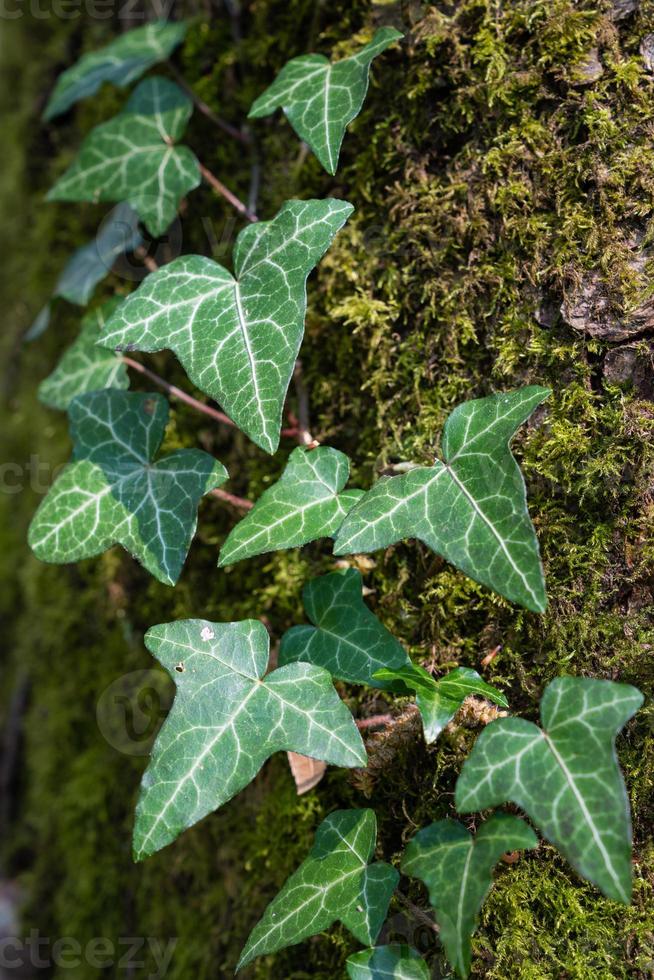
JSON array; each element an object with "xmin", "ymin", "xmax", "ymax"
[
  {"xmin": 334, "ymin": 387, "xmax": 550, "ymax": 612},
  {"xmin": 56, "ymin": 203, "xmax": 143, "ymax": 306},
  {"xmin": 99, "ymin": 199, "xmax": 353, "ymax": 452},
  {"xmin": 373, "ymin": 665, "xmax": 508, "ymax": 744},
  {"xmin": 43, "ymin": 20, "xmax": 188, "ymax": 120},
  {"xmin": 28, "ymin": 390, "xmax": 226, "ymax": 585},
  {"xmin": 346, "ymin": 946, "xmax": 430, "ymax": 980},
  {"xmin": 134, "ymin": 623, "xmax": 366, "ymax": 860},
  {"xmin": 218, "ymin": 447, "xmax": 362, "ymax": 566},
  {"xmin": 238, "ymin": 809, "xmax": 397, "ymax": 970},
  {"xmin": 38, "ymin": 299, "xmax": 129, "ymax": 410},
  {"xmin": 401, "ymin": 814, "xmax": 538, "ymax": 979},
  {"xmin": 455, "ymin": 677, "xmax": 644, "ymax": 904},
  {"xmin": 279, "ymin": 567, "xmax": 410, "ymax": 685},
  {"xmin": 249, "ymin": 28, "xmax": 403, "ymax": 174},
  {"xmin": 25, "ymin": 204, "xmax": 142, "ymax": 343},
  {"xmin": 47, "ymin": 77, "xmax": 200, "ymax": 237}
]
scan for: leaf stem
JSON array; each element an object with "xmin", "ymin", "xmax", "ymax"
[
  {"xmin": 166, "ymin": 60, "xmax": 250, "ymax": 145},
  {"xmin": 121, "ymin": 355, "xmax": 236, "ymax": 427},
  {"xmin": 199, "ymin": 162, "xmax": 258, "ymax": 223},
  {"xmin": 355, "ymin": 713, "xmax": 394, "ymax": 730},
  {"xmin": 211, "ymin": 488, "xmax": 254, "ymax": 510}
]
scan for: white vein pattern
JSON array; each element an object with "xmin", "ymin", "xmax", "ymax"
[
  {"xmin": 38, "ymin": 299, "xmax": 129, "ymax": 410},
  {"xmin": 455, "ymin": 677, "xmax": 644, "ymax": 904},
  {"xmin": 43, "ymin": 20, "xmax": 188, "ymax": 120},
  {"xmin": 28, "ymin": 390, "xmax": 227, "ymax": 585},
  {"xmin": 47, "ymin": 77, "xmax": 200, "ymax": 237},
  {"xmin": 335, "ymin": 386, "xmax": 550, "ymax": 612},
  {"xmin": 219, "ymin": 447, "xmax": 362, "ymax": 565},
  {"xmin": 100, "ymin": 200, "xmax": 353, "ymax": 453},
  {"xmin": 346, "ymin": 945, "xmax": 430, "ymax": 980},
  {"xmin": 133, "ymin": 623, "xmax": 367, "ymax": 860},
  {"xmin": 238, "ymin": 809, "xmax": 397, "ymax": 969},
  {"xmin": 249, "ymin": 28, "xmax": 402, "ymax": 174},
  {"xmin": 279, "ymin": 567, "xmax": 410, "ymax": 684},
  {"xmin": 402, "ymin": 815, "xmax": 537, "ymax": 979}
]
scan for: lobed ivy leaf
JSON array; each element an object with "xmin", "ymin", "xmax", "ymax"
[
  {"xmin": 455, "ymin": 677, "xmax": 644, "ymax": 904},
  {"xmin": 38, "ymin": 299, "xmax": 129, "ymax": 410},
  {"xmin": 373, "ymin": 664, "xmax": 508, "ymax": 744},
  {"xmin": 249, "ymin": 28, "xmax": 403, "ymax": 174},
  {"xmin": 401, "ymin": 814, "xmax": 538, "ymax": 978},
  {"xmin": 26, "ymin": 204, "xmax": 143, "ymax": 341},
  {"xmin": 99, "ymin": 198, "xmax": 353, "ymax": 452},
  {"xmin": 218, "ymin": 447, "xmax": 362, "ymax": 566},
  {"xmin": 55, "ymin": 203, "xmax": 143, "ymax": 306},
  {"xmin": 28, "ymin": 390, "xmax": 226, "ymax": 585},
  {"xmin": 134, "ymin": 623, "xmax": 366, "ymax": 860},
  {"xmin": 238, "ymin": 809, "xmax": 397, "ymax": 970},
  {"xmin": 346, "ymin": 946, "xmax": 430, "ymax": 980},
  {"xmin": 47, "ymin": 77, "xmax": 200, "ymax": 237},
  {"xmin": 279, "ymin": 567, "xmax": 410, "ymax": 684},
  {"xmin": 43, "ymin": 19, "xmax": 188, "ymax": 120},
  {"xmin": 334, "ymin": 387, "xmax": 551, "ymax": 612}
]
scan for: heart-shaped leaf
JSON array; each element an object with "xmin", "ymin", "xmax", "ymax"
[
  {"xmin": 26, "ymin": 204, "xmax": 143, "ymax": 342},
  {"xmin": 133, "ymin": 622, "xmax": 366, "ymax": 860},
  {"xmin": 238, "ymin": 809, "xmax": 398, "ymax": 970},
  {"xmin": 346, "ymin": 946, "xmax": 430, "ymax": 980},
  {"xmin": 402, "ymin": 814, "xmax": 538, "ymax": 978},
  {"xmin": 47, "ymin": 77, "xmax": 200, "ymax": 237},
  {"xmin": 99, "ymin": 198, "xmax": 353, "ymax": 452},
  {"xmin": 28, "ymin": 389, "xmax": 226, "ymax": 585},
  {"xmin": 455, "ymin": 677, "xmax": 644, "ymax": 903},
  {"xmin": 249, "ymin": 28, "xmax": 403, "ymax": 174},
  {"xmin": 218, "ymin": 447, "xmax": 362, "ymax": 566},
  {"xmin": 55, "ymin": 203, "xmax": 143, "ymax": 306},
  {"xmin": 279, "ymin": 567, "xmax": 410, "ymax": 684},
  {"xmin": 38, "ymin": 299, "xmax": 129, "ymax": 410},
  {"xmin": 335, "ymin": 387, "xmax": 551, "ymax": 612},
  {"xmin": 43, "ymin": 19, "xmax": 188, "ymax": 120},
  {"xmin": 373, "ymin": 665, "xmax": 508, "ymax": 744}
]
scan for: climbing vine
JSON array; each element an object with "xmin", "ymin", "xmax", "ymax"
[{"xmin": 27, "ymin": 15, "xmax": 645, "ymax": 979}]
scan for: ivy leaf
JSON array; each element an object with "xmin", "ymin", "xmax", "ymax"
[
  {"xmin": 28, "ymin": 390, "xmax": 226, "ymax": 585},
  {"xmin": 335, "ymin": 387, "xmax": 550, "ymax": 612},
  {"xmin": 25, "ymin": 304, "xmax": 51, "ymax": 342},
  {"xmin": 373, "ymin": 665, "xmax": 508, "ymax": 744},
  {"xmin": 401, "ymin": 814, "xmax": 538, "ymax": 979},
  {"xmin": 38, "ymin": 299, "xmax": 129, "ymax": 410},
  {"xmin": 279, "ymin": 567, "xmax": 410, "ymax": 684},
  {"xmin": 455, "ymin": 677, "xmax": 644, "ymax": 904},
  {"xmin": 55, "ymin": 203, "xmax": 143, "ymax": 306},
  {"xmin": 346, "ymin": 946, "xmax": 430, "ymax": 980},
  {"xmin": 43, "ymin": 19, "xmax": 188, "ymax": 120},
  {"xmin": 99, "ymin": 199, "xmax": 353, "ymax": 452},
  {"xmin": 134, "ymin": 623, "xmax": 366, "ymax": 860},
  {"xmin": 238, "ymin": 809, "xmax": 398, "ymax": 970},
  {"xmin": 218, "ymin": 447, "xmax": 362, "ymax": 566},
  {"xmin": 47, "ymin": 77, "xmax": 200, "ymax": 237},
  {"xmin": 249, "ymin": 28, "xmax": 403, "ymax": 174}
]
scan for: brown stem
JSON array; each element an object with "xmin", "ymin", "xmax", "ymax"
[
  {"xmin": 121, "ymin": 356, "xmax": 237, "ymax": 428},
  {"xmin": 211, "ymin": 488, "xmax": 253, "ymax": 510},
  {"xmin": 199, "ymin": 162, "xmax": 258, "ymax": 223},
  {"xmin": 356, "ymin": 713, "xmax": 394, "ymax": 730},
  {"xmin": 166, "ymin": 61, "xmax": 250, "ymax": 145},
  {"xmin": 134, "ymin": 246, "xmax": 159, "ymax": 274}
]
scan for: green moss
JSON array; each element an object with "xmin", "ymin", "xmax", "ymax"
[{"xmin": 1, "ymin": 0, "xmax": 653, "ymax": 977}]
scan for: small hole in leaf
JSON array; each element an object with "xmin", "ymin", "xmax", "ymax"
[
  {"xmin": 143, "ymin": 398, "xmax": 156, "ymax": 415},
  {"xmin": 175, "ymin": 663, "xmax": 185, "ymax": 673}
]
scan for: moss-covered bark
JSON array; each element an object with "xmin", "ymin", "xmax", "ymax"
[{"xmin": 1, "ymin": 1, "xmax": 653, "ymax": 977}]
